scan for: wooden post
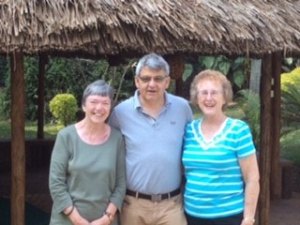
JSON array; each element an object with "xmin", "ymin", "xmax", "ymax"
[
  {"xmin": 258, "ymin": 54, "xmax": 272, "ymax": 225},
  {"xmin": 165, "ymin": 54, "xmax": 185, "ymax": 96},
  {"xmin": 37, "ymin": 54, "xmax": 48, "ymax": 139},
  {"xmin": 270, "ymin": 52, "xmax": 282, "ymax": 199},
  {"xmin": 10, "ymin": 51, "xmax": 25, "ymax": 225},
  {"xmin": 175, "ymin": 77, "xmax": 184, "ymax": 97}
]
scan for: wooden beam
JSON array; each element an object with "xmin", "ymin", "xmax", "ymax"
[
  {"xmin": 175, "ymin": 77, "xmax": 184, "ymax": 97},
  {"xmin": 37, "ymin": 54, "xmax": 48, "ymax": 139},
  {"xmin": 165, "ymin": 54, "xmax": 185, "ymax": 96},
  {"xmin": 258, "ymin": 54, "xmax": 272, "ymax": 225},
  {"xmin": 10, "ymin": 51, "xmax": 25, "ymax": 225},
  {"xmin": 270, "ymin": 52, "xmax": 282, "ymax": 199}
]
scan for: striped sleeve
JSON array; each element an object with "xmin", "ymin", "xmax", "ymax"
[{"xmin": 234, "ymin": 120, "xmax": 256, "ymax": 158}]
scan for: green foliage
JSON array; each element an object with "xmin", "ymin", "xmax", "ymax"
[
  {"xmin": 49, "ymin": 93, "xmax": 78, "ymax": 126},
  {"xmin": 0, "ymin": 57, "xmax": 9, "ymax": 119},
  {"xmin": 198, "ymin": 55, "xmax": 231, "ymax": 75},
  {"xmin": 0, "ymin": 121, "xmax": 9, "ymax": 138},
  {"xmin": 281, "ymin": 67, "xmax": 300, "ymax": 130},
  {"xmin": 1, "ymin": 57, "xmax": 40, "ymax": 120},
  {"xmin": 235, "ymin": 89, "xmax": 260, "ymax": 147},
  {"xmin": 197, "ymin": 56, "xmax": 248, "ymax": 90},
  {"xmin": 0, "ymin": 56, "xmax": 8, "ymax": 86},
  {"xmin": 281, "ymin": 67, "xmax": 300, "ymax": 91},
  {"xmin": 225, "ymin": 104, "xmax": 245, "ymax": 119},
  {"xmin": 45, "ymin": 58, "xmax": 109, "ymax": 102},
  {"xmin": 280, "ymin": 129, "xmax": 300, "ymax": 166},
  {"xmin": 230, "ymin": 57, "xmax": 248, "ymax": 89},
  {"xmin": 0, "ymin": 88, "xmax": 5, "ymax": 120},
  {"xmin": 25, "ymin": 57, "xmax": 39, "ymax": 120},
  {"xmin": 1, "ymin": 56, "xmax": 135, "ymax": 122},
  {"xmin": 182, "ymin": 64, "xmax": 193, "ymax": 81},
  {"xmin": 282, "ymin": 58, "xmax": 300, "ymax": 72}
]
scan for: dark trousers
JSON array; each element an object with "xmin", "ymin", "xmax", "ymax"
[{"xmin": 185, "ymin": 212, "xmax": 243, "ymax": 225}]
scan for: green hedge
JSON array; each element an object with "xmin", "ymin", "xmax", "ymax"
[{"xmin": 280, "ymin": 129, "xmax": 300, "ymax": 166}]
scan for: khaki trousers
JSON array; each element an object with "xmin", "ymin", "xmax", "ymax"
[{"xmin": 120, "ymin": 194, "xmax": 187, "ymax": 225}]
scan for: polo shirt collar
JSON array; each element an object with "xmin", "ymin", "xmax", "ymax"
[{"xmin": 133, "ymin": 90, "xmax": 171, "ymax": 110}]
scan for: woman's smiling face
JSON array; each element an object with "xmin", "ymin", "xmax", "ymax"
[
  {"xmin": 196, "ymin": 79, "xmax": 225, "ymax": 117},
  {"xmin": 82, "ymin": 95, "xmax": 111, "ymax": 124}
]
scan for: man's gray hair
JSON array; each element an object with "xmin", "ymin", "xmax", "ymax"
[{"xmin": 135, "ymin": 53, "xmax": 170, "ymax": 76}]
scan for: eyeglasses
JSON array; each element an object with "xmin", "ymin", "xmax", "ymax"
[
  {"xmin": 198, "ymin": 90, "xmax": 222, "ymax": 97},
  {"xmin": 138, "ymin": 75, "xmax": 168, "ymax": 83}
]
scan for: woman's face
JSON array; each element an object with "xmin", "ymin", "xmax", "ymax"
[
  {"xmin": 196, "ymin": 79, "xmax": 226, "ymax": 117},
  {"xmin": 82, "ymin": 95, "xmax": 111, "ymax": 124}
]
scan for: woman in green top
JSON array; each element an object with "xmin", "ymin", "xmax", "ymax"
[{"xmin": 49, "ymin": 80, "xmax": 126, "ymax": 225}]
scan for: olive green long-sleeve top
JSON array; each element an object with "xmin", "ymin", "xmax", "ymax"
[{"xmin": 49, "ymin": 125, "xmax": 126, "ymax": 225}]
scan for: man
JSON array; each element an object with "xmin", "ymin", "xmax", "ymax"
[{"xmin": 109, "ymin": 53, "xmax": 193, "ymax": 225}]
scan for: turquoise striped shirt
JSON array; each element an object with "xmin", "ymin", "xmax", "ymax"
[{"xmin": 182, "ymin": 117, "xmax": 256, "ymax": 219}]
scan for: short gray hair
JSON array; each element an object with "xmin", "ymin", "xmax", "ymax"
[
  {"xmin": 135, "ymin": 53, "xmax": 170, "ymax": 76},
  {"xmin": 81, "ymin": 80, "xmax": 114, "ymax": 106}
]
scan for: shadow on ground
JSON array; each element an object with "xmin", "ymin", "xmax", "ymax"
[{"xmin": 0, "ymin": 197, "xmax": 50, "ymax": 225}]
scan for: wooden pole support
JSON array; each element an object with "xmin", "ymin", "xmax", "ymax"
[{"xmin": 10, "ymin": 51, "xmax": 26, "ymax": 225}]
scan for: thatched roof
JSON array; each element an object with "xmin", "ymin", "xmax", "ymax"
[{"xmin": 0, "ymin": 0, "xmax": 300, "ymax": 58}]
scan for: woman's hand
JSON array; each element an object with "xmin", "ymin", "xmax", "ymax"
[
  {"xmin": 90, "ymin": 202, "xmax": 117, "ymax": 225},
  {"xmin": 241, "ymin": 217, "xmax": 255, "ymax": 225},
  {"xmin": 67, "ymin": 207, "xmax": 90, "ymax": 225},
  {"xmin": 90, "ymin": 214, "xmax": 111, "ymax": 225}
]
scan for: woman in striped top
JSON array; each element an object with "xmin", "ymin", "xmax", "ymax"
[{"xmin": 182, "ymin": 70, "xmax": 260, "ymax": 225}]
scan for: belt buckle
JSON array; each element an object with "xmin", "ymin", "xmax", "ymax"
[{"xmin": 151, "ymin": 194, "xmax": 162, "ymax": 202}]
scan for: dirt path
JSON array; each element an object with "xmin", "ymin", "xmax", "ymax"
[{"xmin": 270, "ymin": 192, "xmax": 300, "ymax": 225}]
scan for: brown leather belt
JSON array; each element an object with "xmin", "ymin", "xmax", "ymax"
[{"xmin": 126, "ymin": 188, "xmax": 181, "ymax": 202}]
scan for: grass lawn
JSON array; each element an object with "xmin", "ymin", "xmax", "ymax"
[{"xmin": 0, "ymin": 120, "xmax": 63, "ymax": 139}]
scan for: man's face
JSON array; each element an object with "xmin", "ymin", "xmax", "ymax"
[{"xmin": 135, "ymin": 66, "xmax": 170, "ymax": 104}]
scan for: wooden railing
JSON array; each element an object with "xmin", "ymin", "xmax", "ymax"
[{"xmin": 0, "ymin": 139, "xmax": 54, "ymax": 172}]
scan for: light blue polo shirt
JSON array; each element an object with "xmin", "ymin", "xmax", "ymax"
[{"xmin": 109, "ymin": 91, "xmax": 193, "ymax": 194}]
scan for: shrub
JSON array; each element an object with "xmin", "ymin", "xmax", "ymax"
[
  {"xmin": 0, "ymin": 88, "xmax": 6, "ymax": 120},
  {"xmin": 235, "ymin": 89, "xmax": 260, "ymax": 148},
  {"xmin": 280, "ymin": 129, "xmax": 300, "ymax": 166},
  {"xmin": 49, "ymin": 93, "xmax": 78, "ymax": 126},
  {"xmin": 281, "ymin": 67, "xmax": 300, "ymax": 130}
]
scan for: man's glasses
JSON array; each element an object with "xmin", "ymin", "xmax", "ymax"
[{"xmin": 138, "ymin": 75, "xmax": 168, "ymax": 83}]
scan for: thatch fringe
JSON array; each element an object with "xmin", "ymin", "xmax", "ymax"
[{"xmin": 0, "ymin": 0, "xmax": 300, "ymax": 57}]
